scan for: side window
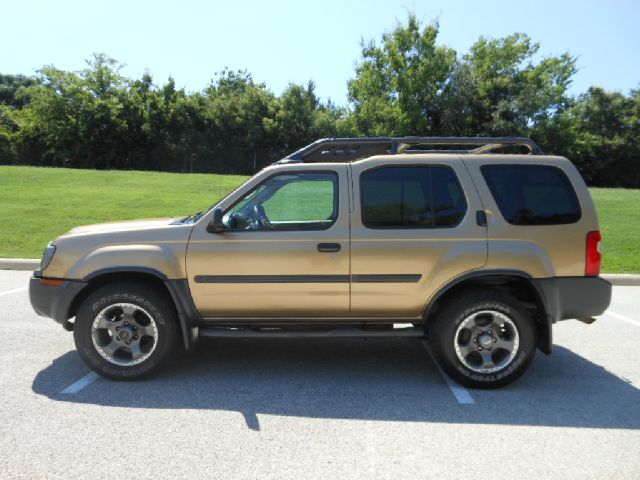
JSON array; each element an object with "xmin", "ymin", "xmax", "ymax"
[
  {"xmin": 481, "ymin": 165, "xmax": 581, "ymax": 225},
  {"xmin": 225, "ymin": 172, "xmax": 338, "ymax": 231},
  {"xmin": 360, "ymin": 166, "xmax": 466, "ymax": 229}
]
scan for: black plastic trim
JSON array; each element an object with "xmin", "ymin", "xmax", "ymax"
[
  {"xmin": 33, "ymin": 268, "xmax": 201, "ymax": 352},
  {"xmin": 29, "ymin": 276, "xmax": 87, "ymax": 325},
  {"xmin": 351, "ymin": 274, "xmax": 422, "ymax": 283},
  {"xmin": 281, "ymin": 137, "xmax": 543, "ymax": 163},
  {"xmin": 423, "ymin": 269, "xmax": 553, "ymax": 353},
  {"xmin": 164, "ymin": 279, "xmax": 202, "ymax": 351},
  {"xmin": 317, "ymin": 242, "xmax": 341, "ymax": 253},
  {"xmin": 533, "ymin": 276, "xmax": 612, "ymax": 322},
  {"xmin": 193, "ymin": 274, "xmax": 422, "ymax": 284},
  {"xmin": 199, "ymin": 326, "xmax": 424, "ymax": 339},
  {"xmin": 194, "ymin": 275, "xmax": 350, "ymax": 283}
]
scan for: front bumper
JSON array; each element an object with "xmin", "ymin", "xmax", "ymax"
[
  {"xmin": 29, "ymin": 275, "xmax": 87, "ymax": 325},
  {"xmin": 533, "ymin": 276, "xmax": 612, "ymax": 322}
]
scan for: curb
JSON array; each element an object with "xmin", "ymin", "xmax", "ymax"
[
  {"xmin": 0, "ymin": 259, "xmax": 40, "ymax": 271},
  {"xmin": 1, "ymin": 258, "xmax": 639, "ymax": 285},
  {"xmin": 601, "ymin": 274, "xmax": 640, "ymax": 286}
]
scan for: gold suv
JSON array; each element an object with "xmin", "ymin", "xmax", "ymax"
[{"xmin": 29, "ymin": 137, "xmax": 612, "ymax": 388}]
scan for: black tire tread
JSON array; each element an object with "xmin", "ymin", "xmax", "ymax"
[
  {"xmin": 428, "ymin": 287, "xmax": 536, "ymax": 389},
  {"xmin": 73, "ymin": 281, "xmax": 179, "ymax": 380}
]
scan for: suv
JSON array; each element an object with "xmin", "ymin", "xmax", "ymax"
[{"xmin": 29, "ymin": 137, "xmax": 612, "ymax": 388}]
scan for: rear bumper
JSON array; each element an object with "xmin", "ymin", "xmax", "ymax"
[
  {"xmin": 29, "ymin": 275, "xmax": 87, "ymax": 325},
  {"xmin": 533, "ymin": 276, "xmax": 612, "ymax": 323}
]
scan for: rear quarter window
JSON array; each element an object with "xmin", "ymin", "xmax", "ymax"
[{"xmin": 481, "ymin": 165, "xmax": 581, "ymax": 225}]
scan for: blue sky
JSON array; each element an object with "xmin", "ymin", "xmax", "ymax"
[{"xmin": 4, "ymin": 0, "xmax": 639, "ymax": 104}]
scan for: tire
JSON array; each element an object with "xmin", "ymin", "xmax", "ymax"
[
  {"xmin": 427, "ymin": 287, "xmax": 536, "ymax": 389},
  {"xmin": 73, "ymin": 282, "xmax": 179, "ymax": 380}
]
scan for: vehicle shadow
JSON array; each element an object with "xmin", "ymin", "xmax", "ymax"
[{"xmin": 32, "ymin": 338, "xmax": 640, "ymax": 431}]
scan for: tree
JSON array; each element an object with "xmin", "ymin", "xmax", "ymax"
[
  {"xmin": 267, "ymin": 81, "xmax": 341, "ymax": 152},
  {"xmin": 441, "ymin": 34, "xmax": 576, "ymax": 137},
  {"xmin": 13, "ymin": 54, "xmax": 133, "ymax": 169},
  {"xmin": 0, "ymin": 74, "xmax": 38, "ymax": 108},
  {"xmin": 347, "ymin": 14, "xmax": 456, "ymax": 136},
  {"xmin": 564, "ymin": 87, "xmax": 640, "ymax": 187}
]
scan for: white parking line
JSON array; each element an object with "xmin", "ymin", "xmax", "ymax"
[
  {"xmin": 60, "ymin": 372, "xmax": 100, "ymax": 394},
  {"xmin": 606, "ymin": 310, "xmax": 640, "ymax": 327},
  {"xmin": 422, "ymin": 341, "xmax": 475, "ymax": 405},
  {"xmin": 0, "ymin": 287, "xmax": 28, "ymax": 297}
]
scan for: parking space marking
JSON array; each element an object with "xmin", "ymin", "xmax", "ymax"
[
  {"xmin": 60, "ymin": 372, "xmax": 100, "ymax": 394},
  {"xmin": 0, "ymin": 287, "xmax": 27, "ymax": 297},
  {"xmin": 606, "ymin": 310, "xmax": 640, "ymax": 327},
  {"xmin": 422, "ymin": 341, "xmax": 475, "ymax": 405}
]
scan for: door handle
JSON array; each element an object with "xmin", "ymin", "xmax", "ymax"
[
  {"xmin": 476, "ymin": 210, "xmax": 487, "ymax": 226},
  {"xmin": 317, "ymin": 243, "xmax": 341, "ymax": 253}
]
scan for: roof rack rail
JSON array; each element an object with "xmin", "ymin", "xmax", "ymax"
[{"xmin": 274, "ymin": 136, "xmax": 543, "ymax": 164}]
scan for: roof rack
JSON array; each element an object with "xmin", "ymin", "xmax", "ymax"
[{"xmin": 275, "ymin": 136, "xmax": 544, "ymax": 164}]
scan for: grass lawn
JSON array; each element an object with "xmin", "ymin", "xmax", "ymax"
[
  {"xmin": 590, "ymin": 188, "xmax": 640, "ymax": 273},
  {"xmin": 0, "ymin": 166, "xmax": 638, "ymax": 272},
  {"xmin": 0, "ymin": 166, "xmax": 248, "ymax": 259}
]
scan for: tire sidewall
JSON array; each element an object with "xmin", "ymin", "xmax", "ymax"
[
  {"xmin": 436, "ymin": 298, "xmax": 536, "ymax": 387},
  {"xmin": 74, "ymin": 288, "xmax": 175, "ymax": 380}
]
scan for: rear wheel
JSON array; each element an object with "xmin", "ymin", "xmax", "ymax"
[
  {"xmin": 428, "ymin": 288, "xmax": 536, "ymax": 389},
  {"xmin": 73, "ymin": 282, "xmax": 179, "ymax": 380}
]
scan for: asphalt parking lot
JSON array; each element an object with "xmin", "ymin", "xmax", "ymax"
[{"xmin": 0, "ymin": 270, "xmax": 638, "ymax": 479}]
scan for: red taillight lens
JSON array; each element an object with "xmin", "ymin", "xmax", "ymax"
[{"xmin": 586, "ymin": 230, "xmax": 602, "ymax": 277}]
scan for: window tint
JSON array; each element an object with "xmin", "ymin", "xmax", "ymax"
[
  {"xmin": 361, "ymin": 166, "xmax": 466, "ymax": 228},
  {"xmin": 226, "ymin": 172, "xmax": 338, "ymax": 231},
  {"xmin": 481, "ymin": 165, "xmax": 581, "ymax": 225}
]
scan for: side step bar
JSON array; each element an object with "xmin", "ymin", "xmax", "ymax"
[{"xmin": 198, "ymin": 326, "xmax": 425, "ymax": 339}]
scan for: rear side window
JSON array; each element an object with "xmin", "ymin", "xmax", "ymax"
[
  {"xmin": 361, "ymin": 166, "xmax": 466, "ymax": 228},
  {"xmin": 481, "ymin": 165, "xmax": 581, "ymax": 225}
]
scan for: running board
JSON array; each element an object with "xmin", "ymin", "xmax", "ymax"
[{"xmin": 198, "ymin": 326, "xmax": 424, "ymax": 339}]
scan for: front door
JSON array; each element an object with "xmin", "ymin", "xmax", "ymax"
[{"xmin": 186, "ymin": 165, "xmax": 350, "ymax": 319}]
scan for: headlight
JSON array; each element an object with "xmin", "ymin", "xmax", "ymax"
[{"xmin": 40, "ymin": 243, "xmax": 56, "ymax": 270}]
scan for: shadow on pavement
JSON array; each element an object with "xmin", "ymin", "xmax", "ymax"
[{"xmin": 32, "ymin": 338, "xmax": 640, "ymax": 431}]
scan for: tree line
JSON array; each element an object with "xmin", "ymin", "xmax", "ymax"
[{"xmin": 1, "ymin": 15, "xmax": 638, "ymax": 187}]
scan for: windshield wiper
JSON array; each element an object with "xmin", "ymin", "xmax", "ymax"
[{"xmin": 179, "ymin": 211, "xmax": 204, "ymax": 223}]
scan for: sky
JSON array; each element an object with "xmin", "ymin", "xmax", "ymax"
[{"xmin": 3, "ymin": 0, "xmax": 639, "ymax": 105}]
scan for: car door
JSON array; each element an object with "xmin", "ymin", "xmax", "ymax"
[
  {"xmin": 186, "ymin": 164, "xmax": 350, "ymax": 318},
  {"xmin": 349, "ymin": 156, "xmax": 488, "ymax": 318}
]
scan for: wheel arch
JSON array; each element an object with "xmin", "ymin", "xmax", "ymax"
[
  {"xmin": 423, "ymin": 269, "xmax": 552, "ymax": 354},
  {"xmin": 67, "ymin": 268, "xmax": 199, "ymax": 351}
]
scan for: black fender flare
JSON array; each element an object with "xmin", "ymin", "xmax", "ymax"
[
  {"xmin": 422, "ymin": 269, "xmax": 553, "ymax": 354},
  {"xmin": 79, "ymin": 267, "xmax": 201, "ymax": 351}
]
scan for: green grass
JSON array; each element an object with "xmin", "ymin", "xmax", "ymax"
[
  {"xmin": 0, "ymin": 166, "xmax": 248, "ymax": 259},
  {"xmin": 0, "ymin": 166, "xmax": 638, "ymax": 273},
  {"xmin": 590, "ymin": 188, "xmax": 640, "ymax": 273}
]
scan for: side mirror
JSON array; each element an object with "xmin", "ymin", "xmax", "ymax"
[{"xmin": 206, "ymin": 207, "xmax": 225, "ymax": 233}]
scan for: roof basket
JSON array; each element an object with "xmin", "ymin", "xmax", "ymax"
[{"xmin": 275, "ymin": 136, "xmax": 544, "ymax": 164}]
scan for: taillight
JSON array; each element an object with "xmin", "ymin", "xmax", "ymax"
[{"xmin": 586, "ymin": 230, "xmax": 602, "ymax": 276}]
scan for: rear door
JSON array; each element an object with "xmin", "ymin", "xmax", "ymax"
[{"xmin": 349, "ymin": 156, "xmax": 488, "ymax": 318}]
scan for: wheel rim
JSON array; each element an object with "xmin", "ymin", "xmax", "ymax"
[
  {"xmin": 91, "ymin": 303, "xmax": 158, "ymax": 366},
  {"xmin": 453, "ymin": 310, "xmax": 520, "ymax": 374}
]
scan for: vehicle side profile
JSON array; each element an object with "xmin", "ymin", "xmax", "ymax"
[{"xmin": 29, "ymin": 137, "xmax": 612, "ymax": 388}]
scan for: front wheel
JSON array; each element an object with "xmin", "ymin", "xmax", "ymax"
[
  {"xmin": 428, "ymin": 288, "xmax": 536, "ymax": 389},
  {"xmin": 73, "ymin": 282, "xmax": 179, "ymax": 380}
]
